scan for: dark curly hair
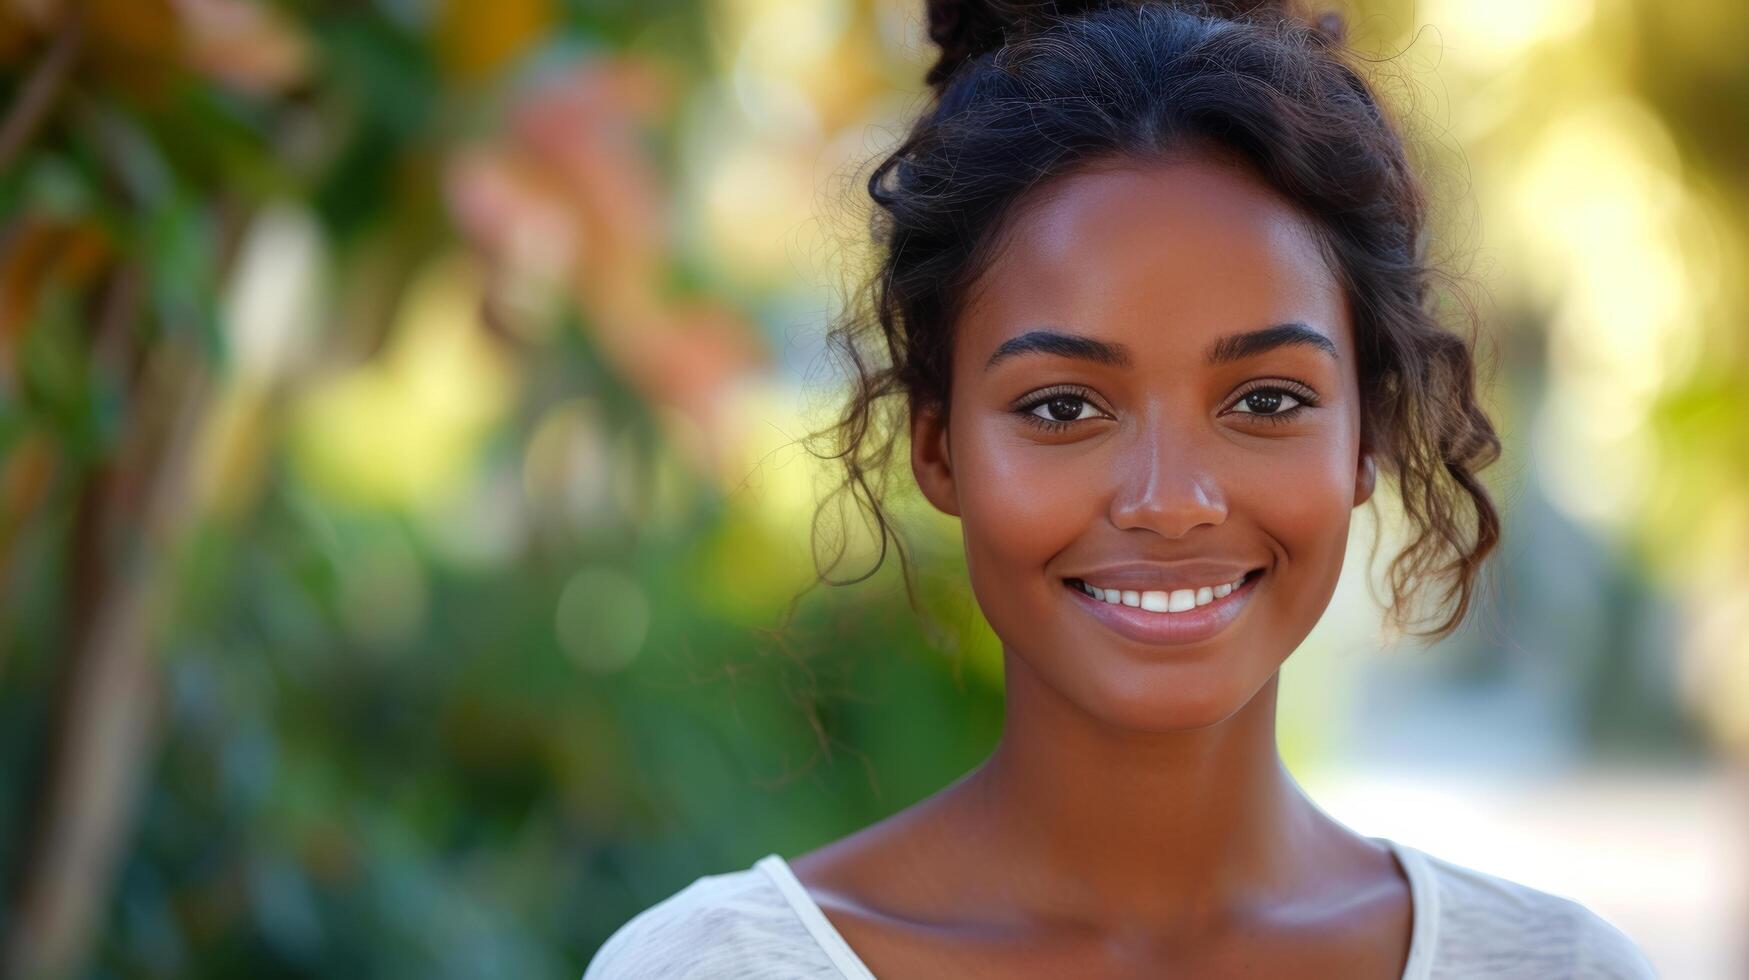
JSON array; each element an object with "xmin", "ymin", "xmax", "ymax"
[{"xmin": 795, "ymin": 0, "xmax": 1502, "ymax": 644}]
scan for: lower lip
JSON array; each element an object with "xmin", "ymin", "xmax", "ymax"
[{"xmin": 1064, "ymin": 571, "xmax": 1263, "ymax": 648}]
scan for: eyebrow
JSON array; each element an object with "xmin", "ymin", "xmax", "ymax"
[{"xmin": 983, "ymin": 322, "xmax": 1338, "ymax": 372}]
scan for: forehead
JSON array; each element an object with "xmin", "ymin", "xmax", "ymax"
[{"xmin": 958, "ymin": 155, "xmax": 1351, "ymax": 372}]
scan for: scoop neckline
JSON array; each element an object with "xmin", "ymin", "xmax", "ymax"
[{"xmin": 754, "ymin": 835, "xmax": 1436, "ymax": 980}]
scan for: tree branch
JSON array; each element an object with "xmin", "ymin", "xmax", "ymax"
[{"xmin": 0, "ymin": 10, "xmax": 83, "ymax": 176}]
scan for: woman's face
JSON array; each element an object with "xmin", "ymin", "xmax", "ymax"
[{"xmin": 910, "ymin": 155, "xmax": 1375, "ymax": 732}]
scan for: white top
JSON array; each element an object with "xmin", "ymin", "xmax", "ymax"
[{"xmin": 583, "ymin": 836, "xmax": 1658, "ymax": 978}]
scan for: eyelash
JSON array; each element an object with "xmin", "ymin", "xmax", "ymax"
[{"xmin": 1015, "ymin": 381, "xmax": 1321, "ymax": 432}]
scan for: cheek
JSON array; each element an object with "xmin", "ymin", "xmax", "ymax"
[
  {"xmin": 1262, "ymin": 448, "xmax": 1356, "ymax": 538},
  {"xmin": 1249, "ymin": 439, "xmax": 1360, "ymax": 613},
  {"xmin": 952, "ymin": 423, "xmax": 1089, "ymax": 574}
]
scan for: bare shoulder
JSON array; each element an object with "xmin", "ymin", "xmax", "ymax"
[
  {"xmin": 785, "ymin": 799, "xmax": 1032, "ymax": 977},
  {"xmin": 787, "ymin": 791, "xmax": 967, "ymax": 912}
]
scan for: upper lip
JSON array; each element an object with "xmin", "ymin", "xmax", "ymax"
[{"xmin": 1063, "ymin": 560, "xmax": 1266, "ymax": 592}]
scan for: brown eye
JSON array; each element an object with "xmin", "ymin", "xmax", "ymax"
[
  {"xmin": 1015, "ymin": 388, "xmax": 1110, "ymax": 432},
  {"xmin": 1233, "ymin": 389, "xmax": 1301, "ymax": 415},
  {"xmin": 1031, "ymin": 395, "xmax": 1093, "ymax": 423},
  {"xmin": 1225, "ymin": 382, "xmax": 1318, "ymax": 426}
]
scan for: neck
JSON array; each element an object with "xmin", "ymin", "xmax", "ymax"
[{"xmin": 950, "ymin": 646, "xmax": 1335, "ymax": 930}]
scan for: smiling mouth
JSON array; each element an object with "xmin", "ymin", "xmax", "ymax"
[{"xmin": 1061, "ymin": 567, "xmax": 1265, "ymax": 614}]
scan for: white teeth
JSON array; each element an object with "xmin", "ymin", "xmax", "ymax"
[{"xmin": 1075, "ymin": 572, "xmax": 1254, "ymax": 613}]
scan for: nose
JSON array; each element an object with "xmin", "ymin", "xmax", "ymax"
[{"xmin": 1107, "ymin": 419, "xmax": 1228, "ymax": 538}]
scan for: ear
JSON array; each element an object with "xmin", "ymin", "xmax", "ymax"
[
  {"xmin": 910, "ymin": 400, "xmax": 960, "ymax": 517},
  {"xmin": 1353, "ymin": 448, "xmax": 1377, "ymax": 508}
]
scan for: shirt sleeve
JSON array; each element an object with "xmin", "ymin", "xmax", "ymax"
[
  {"xmin": 1567, "ymin": 905, "xmax": 1659, "ymax": 979},
  {"xmin": 582, "ymin": 872, "xmax": 846, "ymax": 979}
]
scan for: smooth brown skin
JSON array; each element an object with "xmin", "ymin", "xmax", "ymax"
[{"xmin": 790, "ymin": 154, "xmax": 1412, "ymax": 978}]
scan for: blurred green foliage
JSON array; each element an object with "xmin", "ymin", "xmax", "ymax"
[{"xmin": 0, "ymin": 1, "xmax": 1012, "ymax": 975}]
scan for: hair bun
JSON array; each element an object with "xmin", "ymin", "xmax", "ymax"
[
  {"xmin": 923, "ymin": 0, "xmax": 1348, "ymax": 95},
  {"xmin": 922, "ymin": 0, "xmax": 1054, "ymax": 94}
]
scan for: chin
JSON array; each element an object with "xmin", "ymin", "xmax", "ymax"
[{"xmin": 1076, "ymin": 667, "xmax": 1258, "ymax": 733}]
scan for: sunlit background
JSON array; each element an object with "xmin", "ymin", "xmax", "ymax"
[{"xmin": 0, "ymin": 0, "xmax": 1744, "ymax": 976}]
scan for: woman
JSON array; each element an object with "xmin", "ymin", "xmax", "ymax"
[{"xmin": 585, "ymin": 1, "xmax": 1660, "ymax": 976}]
